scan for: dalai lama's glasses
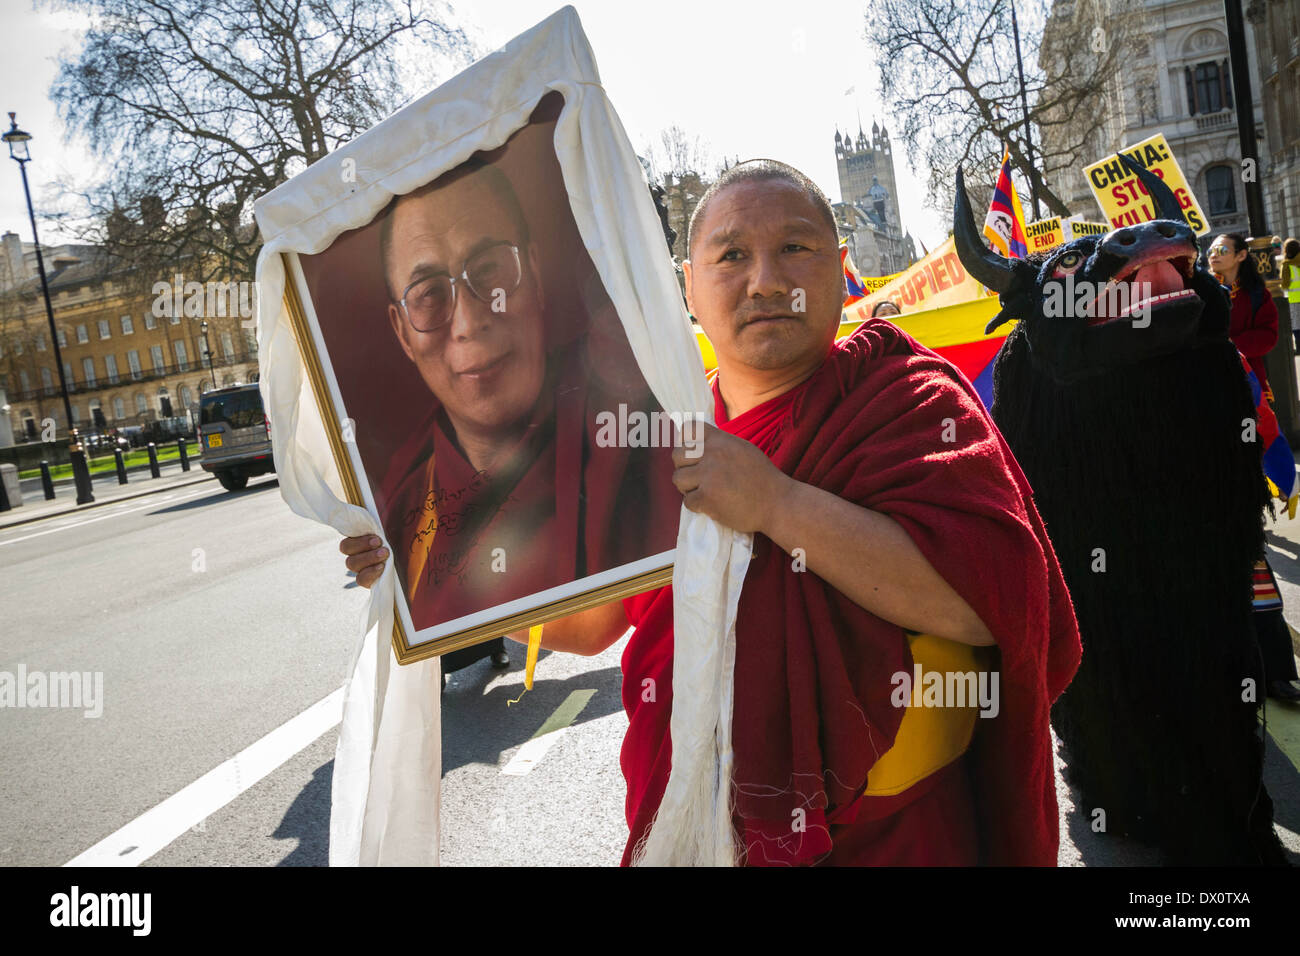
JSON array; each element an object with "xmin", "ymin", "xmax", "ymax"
[{"xmin": 398, "ymin": 241, "xmax": 525, "ymax": 333}]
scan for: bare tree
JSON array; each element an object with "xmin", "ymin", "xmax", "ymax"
[
  {"xmin": 642, "ymin": 125, "xmax": 725, "ymax": 260},
  {"xmin": 866, "ymin": 0, "xmax": 1129, "ymax": 221},
  {"xmin": 45, "ymin": 0, "xmax": 475, "ymax": 292}
]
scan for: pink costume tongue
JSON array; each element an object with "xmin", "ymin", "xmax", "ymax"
[{"xmin": 1133, "ymin": 259, "xmax": 1184, "ymax": 296}]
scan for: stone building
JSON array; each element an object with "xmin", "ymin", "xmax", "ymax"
[
  {"xmin": 1039, "ymin": 0, "xmax": 1264, "ymax": 243},
  {"xmin": 834, "ymin": 123, "xmax": 916, "ymax": 276},
  {"xmin": 0, "ymin": 231, "xmax": 259, "ymax": 444},
  {"xmin": 1248, "ymin": 0, "xmax": 1300, "ymax": 239}
]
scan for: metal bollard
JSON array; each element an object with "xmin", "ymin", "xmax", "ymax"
[
  {"xmin": 70, "ymin": 448, "xmax": 94, "ymax": 504},
  {"xmin": 147, "ymin": 442, "xmax": 161, "ymax": 479},
  {"xmin": 114, "ymin": 448, "xmax": 128, "ymax": 485},
  {"xmin": 40, "ymin": 460, "xmax": 55, "ymax": 500},
  {"xmin": 177, "ymin": 438, "xmax": 190, "ymax": 472}
]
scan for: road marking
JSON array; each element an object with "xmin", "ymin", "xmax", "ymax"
[
  {"xmin": 0, "ymin": 487, "xmax": 215, "ymax": 547},
  {"xmin": 1268, "ymin": 701, "xmax": 1300, "ymax": 774},
  {"xmin": 501, "ymin": 689, "xmax": 596, "ymax": 776},
  {"xmin": 64, "ymin": 688, "xmax": 344, "ymax": 867}
]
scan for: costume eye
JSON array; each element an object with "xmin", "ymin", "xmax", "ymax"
[{"xmin": 1052, "ymin": 250, "xmax": 1085, "ymax": 277}]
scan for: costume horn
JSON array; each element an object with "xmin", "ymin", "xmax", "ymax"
[
  {"xmin": 1117, "ymin": 153, "xmax": 1183, "ymax": 221},
  {"xmin": 953, "ymin": 167, "xmax": 1018, "ymax": 294}
]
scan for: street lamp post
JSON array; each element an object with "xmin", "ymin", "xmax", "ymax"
[
  {"xmin": 200, "ymin": 319, "xmax": 216, "ymax": 393},
  {"xmin": 3, "ymin": 113, "xmax": 93, "ymax": 503}
]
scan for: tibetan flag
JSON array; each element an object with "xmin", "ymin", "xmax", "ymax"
[
  {"xmin": 983, "ymin": 149, "xmax": 1029, "ymax": 260},
  {"xmin": 841, "ymin": 241, "xmax": 867, "ymax": 305},
  {"xmin": 1240, "ymin": 351, "xmax": 1298, "ymax": 516}
]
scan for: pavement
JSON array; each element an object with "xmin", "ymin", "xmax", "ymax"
[{"xmin": 0, "ymin": 457, "xmax": 218, "ymax": 531}]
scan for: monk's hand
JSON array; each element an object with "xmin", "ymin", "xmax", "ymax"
[
  {"xmin": 340, "ymin": 534, "xmax": 389, "ymax": 589},
  {"xmin": 671, "ymin": 422, "xmax": 790, "ymax": 534}
]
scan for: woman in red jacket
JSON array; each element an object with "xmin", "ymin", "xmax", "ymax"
[{"xmin": 1208, "ymin": 232, "xmax": 1278, "ymax": 400}]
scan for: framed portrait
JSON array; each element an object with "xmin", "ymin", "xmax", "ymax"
[{"xmin": 255, "ymin": 9, "xmax": 707, "ymax": 664}]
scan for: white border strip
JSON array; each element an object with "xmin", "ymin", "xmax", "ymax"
[{"xmin": 64, "ymin": 689, "xmax": 344, "ymax": 867}]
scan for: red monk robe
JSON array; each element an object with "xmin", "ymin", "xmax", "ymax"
[
  {"xmin": 620, "ymin": 318, "xmax": 1081, "ymax": 866},
  {"xmin": 377, "ymin": 320, "xmax": 680, "ymax": 630}
]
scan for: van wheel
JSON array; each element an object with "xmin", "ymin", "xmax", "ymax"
[{"xmin": 217, "ymin": 471, "xmax": 249, "ymax": 491}]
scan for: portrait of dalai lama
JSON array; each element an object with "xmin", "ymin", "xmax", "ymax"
[{"xmin": 374, "ymin": 153, "xmax": 679, "ymax": 632}]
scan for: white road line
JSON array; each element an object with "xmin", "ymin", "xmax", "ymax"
[
  {"xmin": 64, "ymin": 688, "xmax": 344, "ymax": 867},
  {"xmin": 500, "ymin": 728, "xmax": 571, "ymax": 776},
  {"xmin": 500, "ymin": 689, "xmax": 596, "ymax": 776},
  {"xmin": 0, "ymin": 487, "xmax": 215, "ymax": 547}
]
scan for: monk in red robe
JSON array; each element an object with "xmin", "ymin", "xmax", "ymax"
[{"xmin": 343, "ymin": 159, "xmax": 1080, "ymax": 866}]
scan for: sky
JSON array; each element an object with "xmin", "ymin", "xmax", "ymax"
[{"xmin": 0, "ymin": 0, "xmax": 950, "ymax": 252}]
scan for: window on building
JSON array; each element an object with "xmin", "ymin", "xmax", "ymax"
[
  {"xmin": 174, "ymin": 340, "xmax": 189, "ymax": 369},
  {"xmin": 1206, "ymin": 165, "xmax": 1237, "ymax": 215},
  {"xmin": 127, "ymin": 349, "xmax": 142, "ymax": 379},
  {"xmin": 19, "ymin": 369, "xmax": 30, "ymax": 393},
  {"xmin": 120, "ymin": 315, "xmax": 133, "ymax": 335},
  {"xmin": 112, "ymin": 396, "xmax": 125, "ymax": 420},
  {"xmin": 150, "ymin": 345, "xmax": 164, "ymax": 370},
  {"xmin": 169, "ymin": 310, "xmax": 181, "ymax": 325},
  {"xmin": 105, "ymin": 354, "xmax": 119, "ymax": 384},
  {"xmin": 63, "ymin": 362, "xmax": 73, "ymax": 387},
  {"xmin": 144, "ymin": 312, "xmax": 157, "ymax": 330},
  {"xmin": 82, "ymin": 356, "xmax": 96, "ymax": 387},
  {"xmin": 242, "ymin": 328, "xmax": 257, "ymax": 353},
  {"xmin": 76, "ymin": 324, "xmax": 88, "ymax": 344},
  {"xmin": 221, "ymin": 331, "xmax": 235, "ymax": 360},
  {"xmin": 135, "ymin": 393, "xmax": 148, "ymax": 415},
  {"xmin": 70, "ymin": 404, "xmax": 79, "ymax": 425},
  {"xmin": 98, "ymin": 318, "xmax": 111, "ymax": 339},
  {"xmin": 1187, "ymin": 61, "xmax": 1232, "ymax": 115},
  {"xmin": 35, "ymin": 331, "xmax": 45, "ymax": 351},
  {"xmin": 179, "ymin": 384, "xmax": 193, "ymax": 409},
  {"xmin": 57, "ymin": 328, "xmax": 66, "ymax": 348},
  {"xmin": 40, "ymin": 367, "xmax": 53, "ymax": 390},
  {"xmin": 13, "ymin": 338, "xmax": 22, "ymax": 356}
]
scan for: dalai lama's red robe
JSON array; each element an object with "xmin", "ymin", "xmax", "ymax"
[
  {"xmin": 620, "ymin": 318, "xmax": 1081, "ymax": 866},
  {"xmin": 378, "ymin": 345, "xmax": 679, "ymax": 630}
]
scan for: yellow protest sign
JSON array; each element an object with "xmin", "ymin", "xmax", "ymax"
[
  {"xmin": 1083, "ymin": 133, "xmax": 1208, "ymax": 235},
  {"xmin": 1067, "ymin": 220, "xmax": 1109, "ymax": 240},
  {"xmin": 1026, "ymin": 217, "xmax": 1065, "ymax": 254},
  {"xmin": 859, "ymin": 272, "xmax": 901, "ymax": 292},
  {"xmin": 843, "ymin": 237, "xmax": 990, "ymax": 320}
]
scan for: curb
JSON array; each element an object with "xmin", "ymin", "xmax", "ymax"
[{"xmin": 0, "ymin": 472, "xmax": 217, "ymax": 531}]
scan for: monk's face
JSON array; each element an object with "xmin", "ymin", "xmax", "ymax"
[
  {"xmin": 684, "ymin": 179, "xmax": 842, "ymax": 373},
  {"xmin": 385, "ymin": 173, "xmax": 546, "ymax": 444}
]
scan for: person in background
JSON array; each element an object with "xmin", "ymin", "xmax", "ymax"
[
  {"xmin": 871, "ymin": 299, "xmax": 901, "ymax": 319},
  {"xmin": 1209, "ymin": 233, "xmax": 1278, "ymax": 401}
]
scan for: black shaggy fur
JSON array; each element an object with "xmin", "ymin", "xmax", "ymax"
[{"xmin": 991, "ymin": 307, "xmax": 1285, "ymax": 865}]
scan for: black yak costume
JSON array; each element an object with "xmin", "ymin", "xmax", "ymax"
[{"xmin": 953, "ymin": 158, "xmax": 1286, "ymax": 865}]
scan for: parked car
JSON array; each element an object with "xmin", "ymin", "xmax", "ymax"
[
  {"xmin": 82, "ymin": 433, "xmax": 129, "ymax": 454},
  {"xmin": 197, "ymin": 384, "xmax": 274, "ymax": 491}
]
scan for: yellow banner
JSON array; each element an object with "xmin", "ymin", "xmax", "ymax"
[
  {"xmin": 1067, "ymin": 219, "xmax": 1109, "ymax": 240},
  {"xmin": 859, "ymin": 272, "xmax": 901, "ymax": 292},
  {"xmin": 842, "ymin": 237, "xmax": 990, "ymax": 321},
  {"xmin": 696, "ymin": 296, "xmax": 1004, "ymax": 374},
  {"xmin": 1026, "ymin": 216, "xmax": 1065, "ymax": 254},
  {"xmin": 1083, "ymin": 133, "xmax": 1209, "ymax": 235}
]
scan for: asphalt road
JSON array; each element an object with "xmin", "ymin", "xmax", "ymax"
[{"xmin": 1, "ymin": 472, "xmax": 1298, "ymax": 866}]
